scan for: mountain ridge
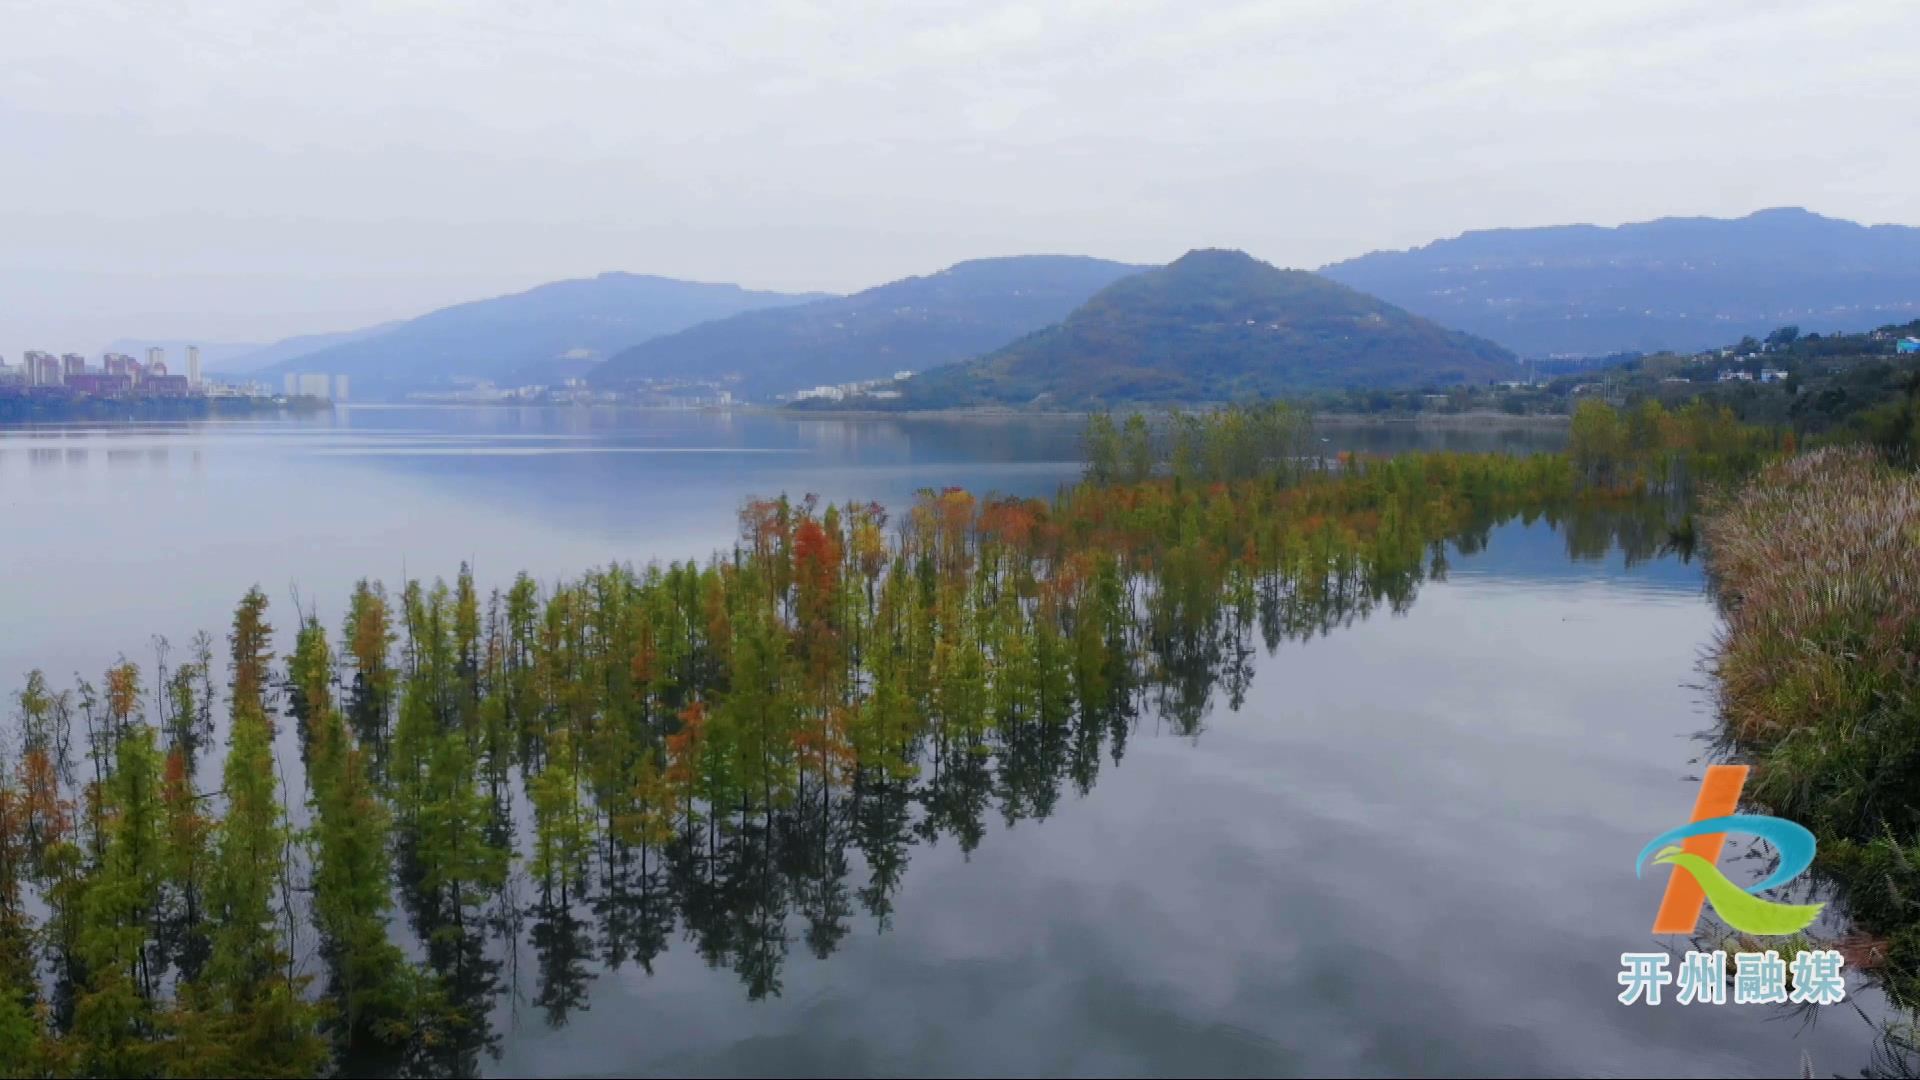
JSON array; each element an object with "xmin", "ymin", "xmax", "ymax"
[
  {"xmin": 895, "ymin": 249, "xmax": 1517, "ymax": 408},
  {"xmin": 263, "ymin": 272, "xmax": 829, "ymax": 396},
  {"xmin": 590, "ymin": 255, "xmax": 1148, "ymax": 400},
  {"xmin": 1321, "ymin": 207, "xmax": 1920, "ymax": 357}
]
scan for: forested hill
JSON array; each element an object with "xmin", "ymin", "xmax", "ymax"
[
  {"xmin": 894, "ymin": 249, "xmax": 1517, "ymax": 409},
  {"xmin": 589, "ymin": 255, "xmax": 1146, "ymax": 400},
  {"xmin": 1321, "ymin": 207, "xmax": 1920, "ymax": 358},
  {"xmin": 262, "ymin": 273, "xmax": 825, "ymax": 397}
]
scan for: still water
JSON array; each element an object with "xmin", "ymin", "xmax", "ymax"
[{"xmin": 0, "ymin": 408, "xmax": 1895, "ymax": 1077}]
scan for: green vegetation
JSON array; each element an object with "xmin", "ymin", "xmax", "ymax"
[
  {"xmin": 1565, "ymin": 397, "xmax": 1780, "ymax": 494},
  {"xmin": 0, "ymin": 401, "xmax": 1723, "ymax": 1075},
  {"xmin": 898, "ymin": 249, "xmax": 1517, "ymax": 408},
  {"xmin": 1704, "ymin": 450, "xmax": 1920, "ymax": 837},
  {"xmin": 1307, "ymin": 319, "xmax": 1920, "ymax": 441},
  {"xmin": 1698, "ymin": 449, "xmax": 1920, "ymax": 1002}
]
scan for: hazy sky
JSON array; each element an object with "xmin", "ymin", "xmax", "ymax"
[{"xmin": 3, "ymin": 0, "xmax": 1916, "ymax": 355}]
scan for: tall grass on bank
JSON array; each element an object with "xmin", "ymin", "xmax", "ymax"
[
  {"xmin": 1702, "ymin": 448, "xmax": 1920, "ymax": 1004},
  {"xmin": 1702, "ymin": 448, "xmax": 1920, "ymax": 840}
]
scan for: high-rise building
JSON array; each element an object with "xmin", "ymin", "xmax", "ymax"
[
  {"xmin": 333, "ymin": 374, "xmax": 349, "ymax": 401},
  {"xmin": 284, "ymin": 372, "xmax": 299, "ymax": 397},
  {"xmin": 298, "ymin": 372, "xmax": 330, "ymax": 399},
  {"xmin": 186, "ymin": 345, "xmax": 202, "ymax": 388},
  {"xmin": 25, "ymin": 350, "xmax": 60, "ymax": 386},
  {"xmin": 104, "ymin": 353, "xmax": 142, "ymax": 385},
  {"xmin": 62, "ymin": 353, "xmax": 87, "ymax": 380},
  {"xmin": 146, "ymin": 346, "xmax": 164, "ymax": 370}
]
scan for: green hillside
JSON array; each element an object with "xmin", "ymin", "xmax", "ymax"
[
  {"xmin": 901, "ymin": 249, "xmax": 1517, "ymax": 408},
  {"xmin": 591, "ymin": 255, "xmax": 1145, "ymax": 400}
]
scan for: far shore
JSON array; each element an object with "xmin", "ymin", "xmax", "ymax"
[
  {"xmin": 334, "ymin": 400, "xmax": 1574, "ymax": 428},
  {"xmin": 1311, "ymin": 410, "xmax": 1570, "ymax": 427},
  {"xmin": 763, "ymin": 404, "xmax": 1571, "ymax": 426}
]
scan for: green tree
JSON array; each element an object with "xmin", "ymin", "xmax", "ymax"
[
  {"xmin": 300, "ymin": 614, "xmax": 413, "ymax": 1050},
  {"xmin": 194, "ymin": 595, "xmax": 325, "ymax": 1075},
  {"xmin": 228, "ymin": 587, "xmax": 275, "ymax": 723},
  {"xmin": 1568, "ymin": 398, "xmax": 1626, "ymax": 488},
  {"xmin": 529, "ymin": 729, "xmax": 590, "ymax": 903},
  {"xmin": 1081, "ymin": 413, "xmax": 1119, "ymax": 484},
  {"xmin": 72, "ymin": 718, "xmax": 165, "ymax": 1077}
]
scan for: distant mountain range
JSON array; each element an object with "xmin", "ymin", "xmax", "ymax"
[
  {"xmin": 589, "ymin": 255, "xmax": 1146, "ymax": 400},
  {"xmin": 124, "ymin": 206, "xmax": 1920, "ymax": 401},
  {"xmin": 256, "ymin": 273, "xmax": 827, "ymax": 396},
  {"xmin": 897, "ymin": 249, "xmax": 1516, "ymax": 408},
  {"xmin": 1321, "ymin": 208, "xmax": 1920, "ymax": 358}
]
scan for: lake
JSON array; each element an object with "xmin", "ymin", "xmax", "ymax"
[{"xmin": 0, "ymin": 407, "xmax": 1896, "ymax": 1077}]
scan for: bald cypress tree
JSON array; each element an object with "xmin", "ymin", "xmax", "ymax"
[
  {"xmin": 530, "ymin": 728, "xmax": 589, "ymax": 904},
  {"xmin": 291, "ymin": 615, "xmax": 414, "ymax": 1051},
  {"xmin": 228, "ymin": 587, "xmax": 274, "ymax": 727},
  {"xmin": 184, "ymin": 594, "xmax": 325, "ymax": 1077},
  {"xmin": 72, "ymin": 717, "xmax": 164, "ymax": 1077},
  {"xmin": 0, "ymin": 764, "xmax": 47, "ymax": 1076}
]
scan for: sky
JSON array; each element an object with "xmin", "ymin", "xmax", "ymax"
[{"xmin": 2, "ymin": 0, "xmax": 1917, "ymax": 355}]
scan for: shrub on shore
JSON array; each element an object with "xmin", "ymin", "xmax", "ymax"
[
  {"xmin": 1701, "ymin": 447, "xmax": 1920, "ymax": 840},
  {"xmin": 1702, "ymin": 448, "xmax": 1920, "ymax": 1002}
]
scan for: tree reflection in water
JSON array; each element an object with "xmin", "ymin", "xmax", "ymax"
[{"xmin": 5, "ymin": 428, "xmax": 1724, "ymax": 1077}]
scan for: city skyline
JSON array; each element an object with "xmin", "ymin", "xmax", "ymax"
[{"xmin": 0, "ymin": 343, "xmax": 353, "ymax": 402}]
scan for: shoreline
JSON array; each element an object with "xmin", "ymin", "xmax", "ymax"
[
  {"xmin": 1311, "ymin": 410, "xmax": 1569, "ymax": 427},
  {"xmin": 767, "ymin": 404, "xmax": 1570, "ymax": 426},
  {"xmin": 18, "ymin": 397, "xmax": 1576, "ymax": 431}
]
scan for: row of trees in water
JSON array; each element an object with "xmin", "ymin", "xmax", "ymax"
[
  {"xmin": 1567, "ymin": 397, "xmax": 1782, "ymax": 492},
  {"xmin": 0, "ymin": 402, "xmax": 1708, "ymax": 1076}
]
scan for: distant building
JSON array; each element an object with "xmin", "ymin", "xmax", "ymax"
[
  {"xmin": 284, "ymin": 372, "xmax": 299, "ymax": 397},
  {"xmin": 1718, "ymin": 369, "xmax": 1755, "ymax": 382},
  {"xmin": 1759, "ymin": 368, "xmax": 1788, "ymax": 383},
  {"xmin": 298, "ymin": 372, "xmax": 330, "ymax": 399},
  {"xmin": 1899, "ymin": 337, "xmax": 1920, "ymax": 355},
  {"xmin": 186, "ymin": 345, "xmax": 202, "ymax": 388},
  {"xmin": 141, "ymin": 374, "xmax": 191, "ymax": 396},
  {"xmin": 104, "ymin": 354, "xmax": 143, "ymax": 385},
  {"xmin": 332, "ymin": 374, "xmax": 348, "ymax": 401},
  {"xmin": 146, "ymin": 346, "xmax": 165, "ymax": 371},
  {"xmin": 893, "ymin": 370, "xmax": 914, "ymax": 381},
  {"xmin": 66, "ymin": 373, "xmax": 134, "ymax": 395},
  {"xmin": 62, "ymin": 353, "xmax": 88, "ymax": 380},
  {"xmin": 24, "ymin": 351, "xmax": 60, "ymax": 386}
]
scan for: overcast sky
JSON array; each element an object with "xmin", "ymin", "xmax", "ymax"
[{"xmin": 3, "ymin": 0, "xmax": 1916, "ymax": 355}]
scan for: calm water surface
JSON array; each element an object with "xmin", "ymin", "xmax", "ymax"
[{"xmin": 0, "ymin": 408, "xmax": 1896, "ymax": 1077}]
